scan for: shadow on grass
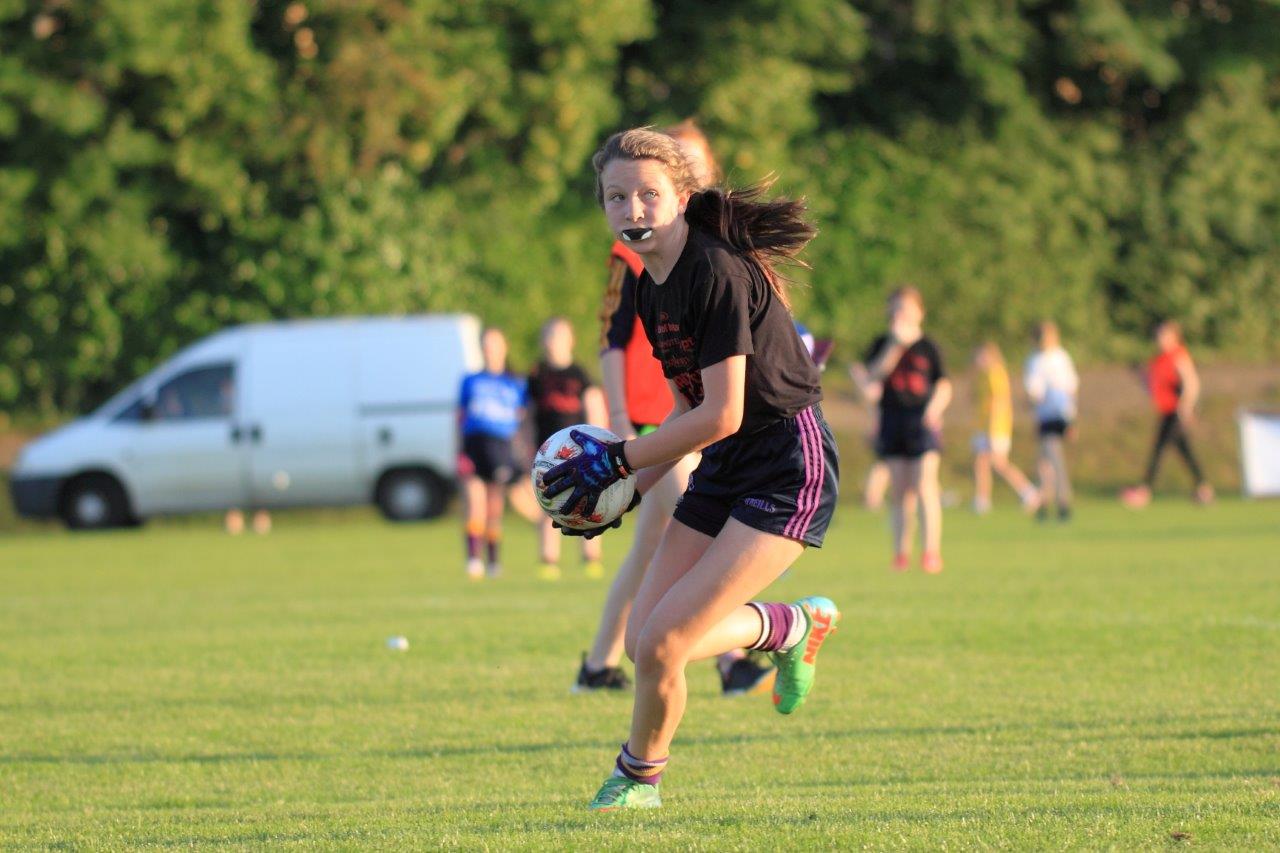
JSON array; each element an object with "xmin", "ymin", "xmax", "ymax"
[{"xmin": 5, "ymin": 717, "xmax": 1275, "ymax": 768}]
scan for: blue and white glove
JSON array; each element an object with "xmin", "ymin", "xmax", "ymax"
[
  {"xmin": 540, "ymin": 429, "xmax": 633, "ymax": 521},
  {"xmin": 553, "ymin": 491, "xmax": 642, "ymax": 538}
]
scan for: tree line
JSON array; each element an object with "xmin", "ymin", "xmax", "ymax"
[{"xmin": 2, "ymin": 0, "xmax": 1277, "ymax": 413}]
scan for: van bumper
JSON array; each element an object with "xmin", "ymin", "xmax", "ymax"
[{"xmin": 8, "ymin": 475, "xmax": 64, "ymax": 518}]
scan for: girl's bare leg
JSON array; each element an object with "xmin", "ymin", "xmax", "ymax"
[
  {"xmin": 887, "ymin": 458, "xmax": 918, "ymax": 558},
  {"xmin": 626, "ymin": 519, "xmax": 805, "ymax": 760},
  {"xmin": 585, "ymin": 456, "xmax": 693, "ymax": 671},
  {"xmin": 484, "ymin": 482, "xmax": 506, "ymax": 574},
  {"xmin": 917, "ymin": 451, "xmax": 943, "ymax": 556},
  {"xmin": 973, "ymin": 451, "xmax": 992, "ymax": 511}
]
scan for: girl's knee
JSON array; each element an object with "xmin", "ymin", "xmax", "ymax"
[{"xmin": 633, "ymin": 626, "xmax": 686, "ymax": 677}]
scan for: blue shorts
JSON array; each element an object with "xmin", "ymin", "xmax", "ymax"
[{"xmin": 674, "ymin": 405, "xmax": 839, "ymax": 548}]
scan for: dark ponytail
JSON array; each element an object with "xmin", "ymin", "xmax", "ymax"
[{"xmin": 684, "ymin": 179, "xmax": 816, "ymax": 310}]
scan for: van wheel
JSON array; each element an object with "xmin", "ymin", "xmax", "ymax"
[
  {"xmin": 376, "ymin": 469, "xmax": 448, "ymax": 521},
  {"xmin": 61, "ymin": 474, "xmax": 132, "ymax": 530}
]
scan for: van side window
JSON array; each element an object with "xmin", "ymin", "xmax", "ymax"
[
  {"xmin": 112, "ymin": 396, "xmax": 147, "ymax": 423},
  {"xmin": 151, "ymin": 364, "xmax": 236, "ymax": 421}
]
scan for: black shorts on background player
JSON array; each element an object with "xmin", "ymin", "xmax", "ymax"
[
  {"xmin": 1038, "ymin": 418, "xmax": 1071, "ymax": 437},
  {"xmin": 461, "ymin": 433, "xmax": 517, "ymax": 485},
  {"xmin": 875, "ymin": 409, "xmax": 941, "ymax": 458},
  {"xmin": 863, "ymin": 334, "xmax": 946, "ymax": 460}
]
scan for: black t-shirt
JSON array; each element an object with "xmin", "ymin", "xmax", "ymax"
[
  {"xmin": 862, "ymin": 334, "xmax": 946, "ymax": 414},
  {"xmin": 527, "ymin": 362, "xmax": 591, "ymax": 440},
  {"xmin": 635, "ymin": 228, "xmax": 822, "ymax": 434}
]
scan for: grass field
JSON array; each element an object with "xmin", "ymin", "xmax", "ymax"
[{"xmin": 2, "ymin": 500, "xmax": 1278, "ymax": 849}]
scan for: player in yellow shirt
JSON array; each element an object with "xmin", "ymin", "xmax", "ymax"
[{"xmin": 972, "ymin": 342, "xmax": 1039, "ymax": 514}]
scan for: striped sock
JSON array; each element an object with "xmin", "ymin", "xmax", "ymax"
[
  {"xmin": 747, "ymin": 602, "xmax": 807, "ymax": 652},
  {"xmin": 614, "ymin": 742, "xmax": 667, "ymax": 785}
]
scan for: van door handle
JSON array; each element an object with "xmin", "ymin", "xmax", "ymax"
[
  {"xmin": 230, "ymin": 426, "xmax": 243, "ymax": 444},
  {"xmin": 378, "ymin": 427, "xmax": 393, "ymax": 446},
  {"xmin": 249, "ymin": 425, "xmax": 262, "ymax": 444}
]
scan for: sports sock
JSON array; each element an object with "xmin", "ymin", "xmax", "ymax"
[
  {"xmin": 485, "ymin": 529, "xmax": 501, "ymax": 564},
  {"xmin": 465, "ymin": 521, "xmax": 483, "ymax": 560},
  {"xmin": 746, "ymin": 602, "xmax": 807, "ymax": 652},
  {"xmin": 613, "ymin": 742, "xmax": 667, "ymax": 785}
]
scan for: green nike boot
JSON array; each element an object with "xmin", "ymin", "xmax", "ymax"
[
  {"xmin": 770, "ymin": 595, "xmax": 840, "ymax": 715},
  {"xmin": 588, "ymin": 776, "xmax": 662, "ymax": 811}
]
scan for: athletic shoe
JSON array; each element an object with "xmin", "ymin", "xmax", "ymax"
[
  {"xmin": 1056, "ymin": 505, "xmax": 1072, "ymax": 523},
  {"xmin": 536, "ymin": 562, "xmax": 561, "ymax": 582},
  {"xmin": 1195, "ymin": 483, "xmax": 1215, "ymax": 505},
  {"xmin": 720, "ymin": 654, "xmax": 777, "ymax": 696},
  {"xmin": 770, "ymin": 596, "xmax": 840, "ymax": 715},
  {"xmin": 1020, "ymin": 490, "xmax": 1042, "ymax": 514},
  {"xmin": 485, "ymin": 561, "xmax": 502, "ymax": 579},
  {"xmin": 465, "ymin": 558, "xmax": 484, "ymax": 581},
  {"xmin": 588, "ymin": 776, "xmax": 661, "ymax": 810},
  {"xmin": 921, "ymin": 552, "xmax": 944, "ymax": 574},
  {"xmin": 891, "ymin": 553, "xmax": 910, "ymax": 572},
  {"xmin": 972, "ymin": 497, "xmax": 991, "ymax": 515},
  {"xmin": 583, "ymin": 560, "xmax": 605, "ymax": 580},
  {"xmin": 1035, "ymin": 505, "xmax": 1049, "ymax": 523},
  {"xmin": 573, "ymin": 654, "xmax": 631, "ymax": 692},
  {"xmin": 1120, "ymin": 485, "xmax": 1151, "ymax": 509}
]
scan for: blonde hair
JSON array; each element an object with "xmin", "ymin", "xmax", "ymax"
[
  {"xmin": 664, "ymin": 119, "xmax": 721, "ymax": 188},
  {"xmin": 592, "ymin": 128, "xmax": 816, "ymax": 310}
]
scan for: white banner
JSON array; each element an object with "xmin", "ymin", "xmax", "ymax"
[{"xmin": 1238, "ymin": 409, "xmax": 1280, "ymax": 497}]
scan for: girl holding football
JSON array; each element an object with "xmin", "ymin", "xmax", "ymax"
[
  {"xmin": 577, "ymin": 121, "xmax": 775, "ymax": 698},
  {"xmin": 541, "ymin": 128, "xmax": 841, "ymax": 810}
]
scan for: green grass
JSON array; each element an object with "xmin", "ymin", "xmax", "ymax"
[{"xmin": 2, "ymin": 500, "xmax": 1278, "ymax": 849}]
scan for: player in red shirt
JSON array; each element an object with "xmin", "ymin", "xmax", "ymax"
[{"xmin": 1122, "ymin": 321, "xmax": 1213, "ymax": 507}]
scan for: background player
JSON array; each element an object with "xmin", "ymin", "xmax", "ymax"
[
  {"xmin": 1121, "ymin": 320, "xmax": 1214, "ymax": 507},
  {"xmin": 1023, "ymin": 320, "xmax": 1079, "ymax": 522},
  {"xmin": 859, "ymin": 286, "xmax": 951, "ymax": 573},
  {"xmin": 528, "ymin": 317, "xmax": 608, "ymax": 581},
  {"xmin": 971, "ymin": 341, "xmax": 1040, "ymax": 514},
  {"xmin": 544, "ymin": 127, "xmax": 841, "ymax": 810},
  {"xmin": 456, "ymin": 328, "xmax": 528, "ymax": 580}
]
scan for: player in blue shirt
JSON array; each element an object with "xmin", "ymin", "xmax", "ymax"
[{"xmin": 458, "ymin": 327, "xmax": 528, "ymax": 579}]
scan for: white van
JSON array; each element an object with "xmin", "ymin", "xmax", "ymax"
[{"xmin": 9, "ymin": 315, "xmax": 481, "ymax": 529}]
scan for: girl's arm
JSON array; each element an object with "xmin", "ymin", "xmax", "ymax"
[
  {"xmin": 584, "ymin": 385, "xmax": 608, "ymax": 428},
  {"xmin": 865, "ymin": 342, "xmax": 905, "ymax": 383},
  {"xmin": 849, "ymin": 363, "xmax": 883, "ymax": 405},
  {"xmin": 599, "ymin": 349, "xmax": 634, "ymax": 439},
  {"xmin": 624, "ymin": 356, "xmax": 744, "ymax": 472},
  {"xmin": 1175, "ymin": 351, "xmax": 1200, "ymax": 421},
  {"xmin": 923, "ymin": 378, "xmax": 953, "ymax": 431},
  {"xmin": 1023, "ymin": 358, "xmax": 1044, "ymax": 403}
]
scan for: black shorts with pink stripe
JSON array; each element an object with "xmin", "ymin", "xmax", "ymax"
[{"xmin": 673, "ymin": 404, "xmax": 839, "ymax": 548}]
